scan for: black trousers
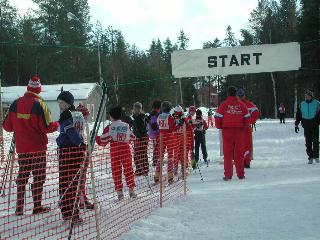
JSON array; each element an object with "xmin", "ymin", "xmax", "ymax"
[
  {"xmin": 194, "ymin": 133, "xmax": 208, "ymax": 162},
  {"xmin": 304, "ymin": 125, "xmax": 319, "ymax": 159},
  {"xmin": 279, "ymin": 113, "xmax": 285, "ymax": 123},
  {"xmin": 59, "ymin": 147, "xmax": 85, "ymax": 219}
]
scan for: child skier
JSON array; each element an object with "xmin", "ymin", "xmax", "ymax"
[
  {"xmin": 192, "ymin": 109, "xmax": 209, "ymax": 169},
  {"xmin": 96, "ymin": 106, "xmax": 137, "ymax": 200},
  {"xmin": 172, "ymin": 105, "xmax": 185, "ymax": 176},
  {"xmin": 154, "ymin": 101, "xmax": 178, "ymax": 184}
]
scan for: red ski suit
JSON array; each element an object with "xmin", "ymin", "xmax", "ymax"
[
  {"xmin": 185, "ymin": 114, "xmax": 195, "ymax": 163},
  {"xmin": 172, "ymin": 114, "xmax": 184, "ymax": 174},
  {"xmin": 96, "ymin": 120, "xmax": 136, "ymax": 192},
  {"xmin": 155, "ymin": 112, "xmax": 177, "ymax": 179},
  {"xmin": 241, "ymin": 99, "xmax": 260, "ymax": 165},
  {"xmin": 215, "ymin": 96, "xmax": 250, "ymax": 179}
]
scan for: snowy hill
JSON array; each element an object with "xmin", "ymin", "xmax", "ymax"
[{"xmin": 123, "ymin": 119, "xmax": 320, "ymax": 240}]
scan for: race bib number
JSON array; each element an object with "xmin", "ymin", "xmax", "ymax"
[
  {"xmin": 109, "ymin": 122, "xmax": 130, "ymax": 143},
  {"xmin": 158, "ymin": 114, "xmax": 169, "ymax": 130}
]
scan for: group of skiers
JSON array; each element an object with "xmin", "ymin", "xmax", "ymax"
[{"xmin": 2, "ymin": 75, "xmax": 319, "ymax": 225}]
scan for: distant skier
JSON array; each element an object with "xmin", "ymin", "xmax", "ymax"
[
  {"xmin": 207, "ymin": 108, "xmax": 214, "ymax": 127},
  {"xmin": 192, "ymin": 109, "xmax": 208, "ymax": 168},
  {"xmin": 96, "ymin": 106, "xmax": 137, "ymax": 200},
  {"xmin": 278, "ymin": 103, "xmax": 286, "ymax": 124},
  {"xmin": 215, "ymin": 86, "xmax": 250, "ymax": 181},
  {"xmin": 236, "ymin": 88, "xmax": 260, "ymax": 168},
  {"xmin": 295, "ymin": 90, "xmax": 320, "ymax": 164}
]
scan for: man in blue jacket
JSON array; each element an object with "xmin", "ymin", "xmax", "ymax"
[
  {"xmin": 295, "ymin": 90, "xmax": 320, "ymax": 164},
  {"xmin": 57, "ymin": 91, "xmax": 85, "ymax": 224}
]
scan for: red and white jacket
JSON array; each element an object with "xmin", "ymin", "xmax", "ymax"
[
  {"xmin": 157, "ymin": 112, "xmax": 177, "ymax": 134},
  {"xmin": 241, "ymin": 99, "xmax": 260, "ymax": 125},
  {"xmin": 214, "ymin": 96, "xmax": 250, "ymax": 129},
  {"xmin": 96, "ymin": 120, "xmax": 136, "ymax": 147}
]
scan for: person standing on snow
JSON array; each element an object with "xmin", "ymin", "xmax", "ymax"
[
  {"xmin": 56, "ymin": 91, "xmax": 86, "ymax": 223},
  {"xmin": 192, "ymin": 109, "xmax": 208, "ymax": 169},
  {"xmin": 96, "ymin": 106, "xmax": 137, "ymax": 200},
  {"xmin": 147, "ymin": 100, "xmax": 161, "ymax": 167},
  {"xmin": 154, "ymin": 101, "xmax": 178, "ymax": 184},
  {"xmin": 75, "ymin": 103, "xmax": 94, "ymax": 210},
  {"xmin": 295, "ymin": 90, "xmax": 320, "ymax": 164},
  {"xmin": 279, "ymin": 103, "xmax": 286, "ymax": 124},
  {"xmin": 215, "ymin": 86, "xmax": 250, "ymax": 181},
  {"xmin": 3, "ymin": 76, "xmax": 59, "ymax": 216},
  {"xmin": 207, "ymin": 108, "xmax": 214, "ymax": 127},
  {"xmin": 236, "ymin": 88, "xmax": 260, "ymax": 168},
  {"xmin": 131, "ymin": 102, "xmax": 149, "ymax": 176},
  {"xmin": 186, "ymin": 106, "xmax": 196, "ymax": 168},
  {"xmin": 172, "ymin": 105, "xmax": 185, "ymax": 176}
]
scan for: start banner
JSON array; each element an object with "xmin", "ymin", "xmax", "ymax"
[{"xmin": 171, "ymin": 42, "xmax": 301, "ymax": 77}]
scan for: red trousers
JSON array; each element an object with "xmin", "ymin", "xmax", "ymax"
[
  {"xmin": 110, "ymin": 144, "xmax": 135, "ymax": 192},
  {"xmin": 156, "ymin": 133, "xmax": 174, "ymax": 174},
  {"xmin": 208, "ymin": 116, "xmax": 214, "ymax": 127},
  {"xmin": 244, "ymin": 127, "xmax": 253, "ymax": 165},
  {"xmin": 222, "ymin": 128, "xmax": 245, "ymax": 179},
  {"xmin": 173, "ymin": 132, "xmax": 184, "ymax": 174}
]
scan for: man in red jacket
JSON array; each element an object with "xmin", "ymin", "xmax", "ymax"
[
  {"xmin": 3, "ymin": 76, "xmax": 59, "ymax": 215},
  {"xmin": 236, "ymin": 88, "xmax": 260, "ymax": 168},
  {"xmin": 215, "ymin": 86, "xmax": 250, "ymax": 181}
]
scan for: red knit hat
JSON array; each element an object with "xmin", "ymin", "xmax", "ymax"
[
  {"xmin": 27, "ymin": 76, "xmax": 42, "ymax": 94},
  {"xmin": 76, "ymin": 103, "xmax": 90, "ymax": 119}
]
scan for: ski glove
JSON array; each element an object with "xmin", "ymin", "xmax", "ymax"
[{"xmin": 295, "ymin": 126, "xmax": 299, "ymax": 133}]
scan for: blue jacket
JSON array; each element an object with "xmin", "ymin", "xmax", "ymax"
[
  {"xmin": 57, "ymin": 109, "xmax": 84, "ymax": 148},
  {"xmin": 295, "ymin": 98, "xmax": 320, "ymax": 128}
]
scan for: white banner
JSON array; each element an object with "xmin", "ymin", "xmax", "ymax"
[{"xmin": 171, "ymin": 42, "xmax": 301, "ymax": 77}]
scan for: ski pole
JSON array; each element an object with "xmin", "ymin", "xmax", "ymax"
[
  {"xmin": 195, "ymin": 162, "xmax": 204, "ymax": 182},
  {"xmin": 144, "ymin": 175, "xmax": 154, "ymax": 195}
]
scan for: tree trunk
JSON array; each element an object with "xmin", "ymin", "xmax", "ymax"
[
  {"xmin": 294, "ymin": 83, "xmax": 298, "ymax": 117},
  {"xmin": 270, "ymin": 72, "xmax": 277, "ymax": 119}
]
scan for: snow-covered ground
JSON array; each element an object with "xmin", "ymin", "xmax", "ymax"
[{"xmin": 123, "ymin": 119, "xmax": 320, "ymax": 240}]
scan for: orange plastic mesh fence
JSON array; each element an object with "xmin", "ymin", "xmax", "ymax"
[{"xmin": 0, "ymin": 131, "xmax": 193, "ymax": 239}]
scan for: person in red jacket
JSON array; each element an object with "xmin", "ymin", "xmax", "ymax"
[
  {"xmin": 185, "ymin": 106, "xmax": 196, "ymax": 168},
  {"xmin": 215, "ymin": 86, "xmax": 250, "ymax": 181},
  {"xmin": 2, "ymin": 76, "xmax": 59, "ymax": 215},
  {"xmin": 172, "ymin": 105, "xmax": 185, "ymax": 176},
  {"xmin": 96, "ymin": 106, "xmax": 137, "ymax": 201},
  {"xmin": 154, "ymin": 101, "xmax": 179, "ymax": 184},
  {"xmin": 236, "ymin": 88, "xmax": 260, "ymax": 168}
]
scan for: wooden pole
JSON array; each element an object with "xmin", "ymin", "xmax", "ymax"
[
  {"xmin": 159, "ymin": 133, "xmax": 163, "ymax": 208},
  {"xmin": 85, "ymin": 124, "xmax": 101, "ymax": 239},
  {"xmin": 183, "ymin": 123, "xmax": 187, "ymax": 196},
  {"xmin": 0, "ymin": 72, "xmax": 4, "ymax": 166}
]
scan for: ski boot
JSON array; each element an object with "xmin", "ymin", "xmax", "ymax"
[
  {"xmin": 308, "ymin": 158, "xmax": 313, "ymax": 164},
  {"xmin": 117, "ymin": 191, "xmax": 124, "ymax": 201},
  {"xmin": 129, "ymin": 189, "xmax": 137, "ymax": 199}
]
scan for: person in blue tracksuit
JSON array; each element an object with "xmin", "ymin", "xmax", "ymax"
[
  {"xmin": 295, "ymin": 90, "xmax": 320, "ymax": 164},
  {"xmin": 57, "ymin": 91, "xmax": 85, "ymax": 224}
]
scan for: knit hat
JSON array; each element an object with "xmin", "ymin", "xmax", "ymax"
[
  {"xmin": 133, "ymin": 102, "xmax": 142, "ymax": 109},
  {"xmin": 76, "ymin": 103, "xmax": 90, "ymax": 119},
  {"xmin": 109, "ymin": 106, "xmax": 122, "ymax": 120},
  {"xmin": 305, "ymin": 90, "xmax": 314, "ymax": 97},
  {"xmin": 161, "ymin": 101, "xmax": 172, "ymax": 113},
  {"xmin": 174, "ymin": 105, "xmax": 183, "ymax": 113},
  {"xmin": 152, "ymin": 100, "xmax": 161, "ymax": 110},
  {"xmin": 236, "ymin": 88, "xmax": 245, "ymax": 97},
  {"xmin": 57, "ymin": 91, "xmax": 74, "ymax": 106},
  {"xmin": 27, "ymin": 76, "xmax": 42, "ymax": 94},
  {"xmin": 188, "ymin": 106, "xmax": 196, "ymax": 113},
  {"xmin": 196, "ymin": 109, "xmax": 202, "ymax": 116},
  {"xmin": 228, "ymin": 86, "xmax": 237, "ymax": 96}
]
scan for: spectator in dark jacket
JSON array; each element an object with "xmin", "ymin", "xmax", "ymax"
[
  {"xmin": 147, "ymin": 100, "xmax": 161, "ymax": 166},
  {"xmin": 121, "ymin": 107, "xmax": 134, "ymax": 128},
  {"xmin": 57, "ymin": 91, "xmax": 85, "ymax": 224},
  {"xmin": 295, "ymin": 90, "xmax": 320, "ymax": 164},
  {"xmin": 3, "ymin": 76, "xmax": 59, "ymax": 216},
  {"xmin": 132, "ymin": 102, "xmax": 149, "ymax": 175}
]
